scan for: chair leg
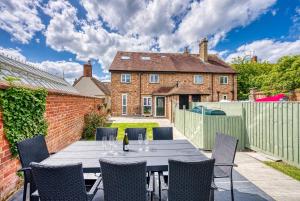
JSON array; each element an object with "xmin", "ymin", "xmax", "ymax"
[
  {"xmin": 29, "ymin": 181, "xmax": 38, "ymax": 201},
  {"xmin": 22, "ymin": 179, "xmax": 27, "ymax": 201},
  {"xmin": 230, "ymin": 174, "xmax": 234, "ymax": 201},
  {"xmin": 158, "ymin": 172, "xmax": 161, "ymax": 201}
]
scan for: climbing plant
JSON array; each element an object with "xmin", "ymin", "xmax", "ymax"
[{"xmin": 0, "ymin": 86, "xmax": 48, "ymax": 156}]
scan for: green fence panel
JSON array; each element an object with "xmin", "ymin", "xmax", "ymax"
[
  {"xmin": 174, "ymin": 102, "xmax": 300, "ymax": 167},
  {"xmin": 202, "ymin": 115, "xmax": 244, "ymax": 150},
  {"xmin": 242, "ymin": 102, "xmax": 300, "ymax": 167}
]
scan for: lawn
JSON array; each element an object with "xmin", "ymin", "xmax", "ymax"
[
  {"xmin": 264, "ymin": 161, "xmax": 300, "ymax": 181},
  {"xmin": 105, "ymin": 122, "xmax": 159, "ymax": 140}
]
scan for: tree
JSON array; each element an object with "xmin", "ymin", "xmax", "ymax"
[
  {"xmin": 260, "ymin": 55, "xmax": 300, "ymax": 95},
  {"xmin": 231, "ymin": 57, "xmax": 274, "ymax": 100},
  {"xmin": 231, "ymin": 55, "xmax": 300, "ymax": 100}
]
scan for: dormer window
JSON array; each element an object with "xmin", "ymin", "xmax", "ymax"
[
  {"xmin": 141, "ymin": 56, "xmax": 150, "ymax": 61},
  {"xmin": 149, "ymin": 74, "xmax": 159, "ymax": 83},
  {"xmin": 121, "ymin": 56, "xmax": 130, "ymax": 60}
]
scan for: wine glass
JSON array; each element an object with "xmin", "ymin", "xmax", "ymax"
[
  {"xmin": 144, "ymin": 135, "xmax": 149, "ymax": 152},
  {"xmin": 108, "ymin": 135, "xmax": 114, "ymax": 154},
  {"xmin": 138, "ymin": 133, "xmax": 143, "ymax": 151},
  {"xmin": 102, "ymin": 135, "xmax": 107, "ymax": 155}
]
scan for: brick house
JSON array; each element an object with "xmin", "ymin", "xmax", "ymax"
[{"xmin": 109, "ymin": 38, "xmax": 237, "ymax": 118}]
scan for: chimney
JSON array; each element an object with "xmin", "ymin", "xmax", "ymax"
[
  {"xmin": 183, "ymin": 46, "xmax": 189, "ymax": 55},
  {"xmin": 251, "ymin": 55, "xmax": 258, "ymax": 63},
  {"xmin": 199, "ymin": 38, "xmax": 208, "ymax": 62},
  {"xmin": 83, "ymin": 60, "xmax": 92, "ymax": 77}
]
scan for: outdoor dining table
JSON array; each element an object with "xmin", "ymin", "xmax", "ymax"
[{"xmin": 41, "ymin": 140, "xmax": 209, "ymax": 173}]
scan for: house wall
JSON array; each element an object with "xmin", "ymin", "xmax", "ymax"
[
  {"xmin": 74, "ymin": 77, "xmax": 106, "ymax": 98},
  {"xmin": 111, "ymin": 71, "xmax": 237, "ymax": 116},
  {"xmin": 0, "ymin": 91, "xmax": 103, "ymax": 201}
]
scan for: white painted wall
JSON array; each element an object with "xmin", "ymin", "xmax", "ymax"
[{"xmin": 74, "ymin": 77, "xmax": 105, "ymax": 97}]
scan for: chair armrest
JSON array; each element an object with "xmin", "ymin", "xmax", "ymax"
[
  {"xmin": 215, "ymin": 163, "xmax": 237, "ymax": 167},
  {"xmin": 159, "ymin": 173, "xmax": 168, "ymax": 191},
  {"xmin": 87, "ymin": 176, "xmax": 102, "ymax": 200},
  {"xmin": 31, "ymin": 190, "xmax": 39, "ymax": 198},
  {"xmin": 17, "ymin": 167, "xmax": 31, "ymax": 173},
  {"xmin": 211, "ymin": 182, "xmax": 218, "ymax": 190},
  {"xmin": 50, "ymin": 152, "xmax": 56, "ymax": 155},
  {"xmin": 147, "ymin": 172, "xmax": 154, "ymax": 193}
]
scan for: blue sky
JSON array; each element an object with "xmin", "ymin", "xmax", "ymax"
[{"xmin": 0, "ymin": 0, "xmax": 300, "ymax": 83}]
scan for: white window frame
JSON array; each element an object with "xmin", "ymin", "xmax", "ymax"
[
  {"xmin": 142, "ymin": 97, "xmax": 152, "ymax": 115},
  {"xmin": 121, "ymin": 74, "xmax": 131, "ymax": 83},
  {"xmin": 194, "ymin": 75, "xmax": 203, "ymax": 84},
  {"xmin": 149, "ymin": 74, "xmax": 159, "ymax": 83},
  {"xmin": 220, "ymin": 76, "xmax": 228, "ymax": 84},
  {"xmin": 121, "ymin": 94, "xmax": 127, "ymax": 115}
]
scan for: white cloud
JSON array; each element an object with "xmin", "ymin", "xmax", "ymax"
[
  {"xmin": 44, "ymin": 0, "xmax": 155, "ymax": 71},
  {"xmin": 0, "ymin": 0, "xmax": 44, "ymax": 43},
  {"xmin": 271, "ymin": 9, "xmax": 278, "ymax": 16},
  {"xmin": 226, "ymin": 39, "xmax": 300, "ymax": 63},
  {"xmin": 0, "ymin": 46, "xmax": 26, "ymax": 61},
  {"xmin": 173, "ymin": 0, "xmax": 276, "ymax": 50},
  {"xmin": 37, "ymin": 60, "xmax": 83, "ymax": 83},
  {"xmin": 42, "ymin": 0, "xmax": 276, "ymax": 72}
]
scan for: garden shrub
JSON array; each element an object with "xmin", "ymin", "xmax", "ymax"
[{"xmin": 83, "ymin": 111, "xmax": 107, "ymax": 139}]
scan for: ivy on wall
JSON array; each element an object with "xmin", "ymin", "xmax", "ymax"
[{"xmin": 0, "ymin": 86, "xmax": 48, "ymax": 156}]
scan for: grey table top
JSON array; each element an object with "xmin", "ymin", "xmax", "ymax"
[{"xmin": 41, "ymin": 140, "xmax": 208, "ymax": 172}]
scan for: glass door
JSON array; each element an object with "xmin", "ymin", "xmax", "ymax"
[{"xmin": 156, "ymin": 97, "xmax": 165, "ymax": 117}]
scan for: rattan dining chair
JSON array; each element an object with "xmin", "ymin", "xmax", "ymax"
[
  {"xmin": 211, "ymin": 132, "xmax": 239, "ymax": 201},
  {"xmin": 152, "ymin": 127, "xmax": 173, "ymax": 200},
  {"xmin": 125, "ymin": 128, "xmax": 146, "ymax": 140},
  {"xmin": 99, "ymin": 159, "xmax": 154, "ymax": 201},
  {"xmin": 159, "ymin": 159, "xmax": 215, "ymax": 201},
  {"xmin": 17, "ymin": 135, "xmax": 52, "ymax": 201},
  {"xmin": 30, "ymin": 162, "xmax": 101, "ymax": 201},
  {"xmin": 96, "ymin": 127, "xmax": 118, "ymax": 140},
  {"xmin": 152, "ymin": 127, "xmax": 173, "ymax": 140}
]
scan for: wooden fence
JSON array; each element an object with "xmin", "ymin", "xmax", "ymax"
[
  {"xmin": 174, "ymin": 102, "xmax": 300, "ymax": 167},
  {"xmin": 243, "ymin": 102, "xmax": 300, "ymax": 167},
  {"xmin": 174, "ymin": 107, "xmax": 244, "ymax": 150}
]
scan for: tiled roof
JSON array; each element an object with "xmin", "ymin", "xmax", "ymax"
[
  {"xmin": 109, "ymin": 51, "xmax": 236, "ymax": 74},
  {"xmin": 0, "ymin": 54, "xmax": 78, "ymax": 94},
  {"xmin": 91, "ymin": 77, "xmax": 111, "ymax": 95}
]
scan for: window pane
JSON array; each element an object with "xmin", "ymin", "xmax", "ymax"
[
  {"xmin": 195, "ymin": 75, "xmax": 203, "ymax": 84},
  {"xmin": 143, "ymin": 106, "xmax": 151, "ymax": 114},
  {"xmin": 122, "ymin": 95, "xmax": 127, "ymax": 105},
  {"xmin": 148, "ymin": 98, "xmax": 152, "ymax": 106},
  {"xmin": 150, "ymin": 74, "xmax": 159, "ymax": 83}
]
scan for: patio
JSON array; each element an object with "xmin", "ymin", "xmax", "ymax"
[
  {"xmin": 7, "ymin": 151, "xmax": 278, "ymax": 201},
  {"xmin": 7, "ymin": 117, "xmax": 300, "ymax": 201}
]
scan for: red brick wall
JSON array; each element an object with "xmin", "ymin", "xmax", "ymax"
[{"xmin": 0, "ymin": 92, "xmax": 103, "ymax": 201}]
